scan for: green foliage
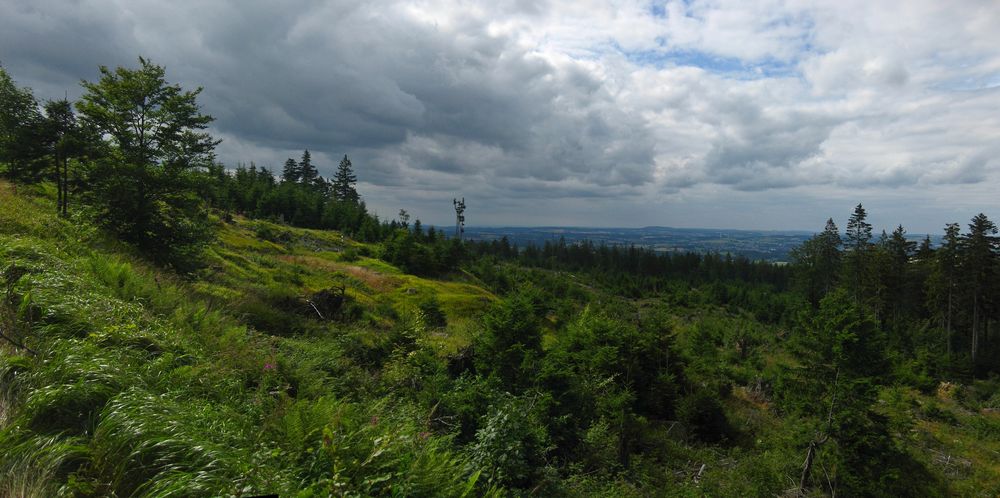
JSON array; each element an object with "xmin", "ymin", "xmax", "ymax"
[
  {"xmin": 299, "ymin": 401, "xmax": 483, "ymax": 497},
  {"xmin": 88, "ymin": 388, "xmax": 275, "ymax": 497},
  {"xmin": 0, "ymin": 65, "xmax": 44, "ymax": 182},
  {"xmin": 332, "ymin": 154, "xmax": 359, "ymax": 203},
  {"xmin": 417, "ymin": 294, "xmax": 448, "ymax": 328},
  {"xmin": 677, "ymin": 390, "xmax": 731, "ymax": 443},
  {"xmin": 790, "ymin": 218, "xmax": 841, "ymax": 307},
  {"xmin": 4, "ymin": 181, "xmax": 1000, "ymax": 496},
  {"xmin": 76, "ymin": 58, "xmax": 218, "ymax": 269},
  {"xmin": 469, "ymin": 393, "xmax": 552, "ymax": 488},
  {"xmin": 473, "ymin": 290, "xmax": 543, "ymax": 388}
]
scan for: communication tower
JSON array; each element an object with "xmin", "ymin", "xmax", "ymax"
[{"xmin": 453, "ymin": 197, "xmax": 466, "ymax": 241}]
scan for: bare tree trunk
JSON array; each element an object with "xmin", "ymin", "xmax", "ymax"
[
  {"xmin": 985, "ymin": 319, "xmax": 991, "ymax": 365},
  {"xmin": 61, "ymin": 156, "xmax": 68, "ymax": 216},
  {"xmin": 946, "ymin": 288, "xmax": 952, "ymax": 358},
  {"xmin": 55, "ymin": 153, "xmax": 63, "ymax": 216},
  {"xmin": 973, "ymin": 295, "xmax": 979, "ymax": 373},
  {"xmin": 799, "ymin": 440, "xmax": 818, "ymax": 492}
]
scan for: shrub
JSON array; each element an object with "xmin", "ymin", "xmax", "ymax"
[
  {"xmin": 416, "ymin": 295, "xmax": 447, "ymax": 328},
  {"xmin": 677, "ymin": 390, "xmax": 731, "ymax": 443},
  {"xmin": 468, "ymin": 393, "xmax": 551, "ymax": 489},
  {"xmin": 340, "ymin": 246, "xmax": 360, "ymax": 262}
]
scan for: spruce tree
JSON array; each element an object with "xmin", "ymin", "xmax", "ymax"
[
  {"xmin": 333, "ymin": 154, "xmax": 358, "ymax": 202},
  {"xmin": 282, "ymin": 157, "xmax": 299, "ymax": 183},
  {"xmin": 884, "ymin": 225, "xmax": 915, "ymax": 327},
  {"xmin": 791, "ymin": 289, "xmax": 893, "ymax": 496},
  {"xmin": 790, "ymin": 218, "xmax": 842, "ymax": 307},
  {"xmin": 961, "ymin": 213, "xmax": 997, "ymax": 373},
  {"xmin": 928, "ymin": 223, "xmax": 961, "ymax": 358},
  {"xmin": 844, "ymin": 204, "xmax": 874, "ymax": 307},
  {"xmin": 299, "ymin": 149, "xmax": 318, "ymax": 184}
]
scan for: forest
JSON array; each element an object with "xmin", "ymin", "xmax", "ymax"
[{"xmin": 1, "ymin": 58, "xmax": 999, "ymax": 497}]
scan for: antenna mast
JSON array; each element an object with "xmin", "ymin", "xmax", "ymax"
[{"xmin": 453, "ymin": 197, "xmax": 466, "ymax": 241}]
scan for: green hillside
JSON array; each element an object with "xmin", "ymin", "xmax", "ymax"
[
  {"xmin": 2, "ymin": 181, "xmax": 1000, "ymax": 497},
  {"xmin": 0, "ymin": 182, "xmax": 496, "ymax": 496}
]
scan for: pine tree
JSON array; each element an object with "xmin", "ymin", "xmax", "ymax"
[
  {"xmin": 398, "ymin": 209, "xmax": 410, "ymax": 229},
  {"xmin": 917, "ymin": 235, "xmax": 933, "ymax": 259},
  {"xmin": 259, "ymin": 166, "xmax": 276, "ymax": 185},
  {"xmin": 333, "ymin": 154, "xmax": 358, "ymax": 202},
  {"xmin": 412, "ymin": 219, "xmax": 423, "ymax": 241},
  {"xmin": 282, "ymin": 157, "xmax": 299, "ymax": 183},
  {"xmin": 912, "ymin": 234, "xmax": 935, "ymax": 323}
]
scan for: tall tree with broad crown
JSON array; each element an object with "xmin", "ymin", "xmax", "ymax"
[{"xmin": 76, "ymin": 57, "xmax": 219, "ymax": 268}]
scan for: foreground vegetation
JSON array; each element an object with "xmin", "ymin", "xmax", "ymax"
[{"xmin": 2, "ymin": 182, "xmax": 999, "ymax": 496}]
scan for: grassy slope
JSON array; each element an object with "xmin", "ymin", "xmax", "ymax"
[
  {"xmin": 1, "ymin": 182, "xmax": 999, "ymax": 496},
  {"xmin": 0, "ymin": 182, "xmax": 492, "ymax": 496}
]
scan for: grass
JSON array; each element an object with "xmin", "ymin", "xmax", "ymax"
[
  {"xmin": 0, "ymin": 180, "xmax": 495, "ymax": 496},
  {"xmin": 3, "ymin": 179, "xmax": 999, "ymax": 496}
]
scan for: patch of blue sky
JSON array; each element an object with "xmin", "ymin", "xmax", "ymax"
[
  {"xmin": 649, "ymin": 0, "xmax": 694, "ymax": 18},
  {"xmin": 621, "ymin": 45, "xmax": 800, "ymax": 80},
  {"xmin": 932, "ymin": 73, "xmax": 1000, "ymax": 92},
  {"xmin": 649, "ymin": 2, "xmax": 666, "ymax": 18}
]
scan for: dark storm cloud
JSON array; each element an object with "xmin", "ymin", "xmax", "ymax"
[{"xmin": 1, "ymin": 0, "xmax": 657, "ymax": 189}]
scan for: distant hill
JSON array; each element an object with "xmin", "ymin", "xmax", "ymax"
[{"xmin": 444, "ymin": 226, "xmax": 941, "ymax": 262}]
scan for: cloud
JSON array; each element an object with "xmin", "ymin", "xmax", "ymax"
[{"xmin": 2, "ymin": 0, "xmax": 1000, "ymax": 231}]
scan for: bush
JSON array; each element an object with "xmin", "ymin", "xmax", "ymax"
[
  {"xmin": 339, "ymin": 246, "xmax": 360, "ymax": 262},
  {"xmin": 468, "ymin": 393, "xmax": 551, "ymax": 489},
  {"xmin": 920, "ymin": 401, "xmax": 957, "ymax": 424}
]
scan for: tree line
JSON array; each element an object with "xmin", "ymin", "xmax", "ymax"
[
  {"xmin": 3, "ymin": 57, "xmax": 998, "ymax": 381},
  {"xmin": 0, "ymin": 58, "xmax": 466, "ymax": 271},
  {"xmin": 792, "ymin": 203, "xmax": 1000, "ymax": 378}
]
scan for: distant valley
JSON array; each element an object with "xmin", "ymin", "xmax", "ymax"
[
  {"xmin": 453, "ymin": 226, "xmax": 816, "ymax": 262},
  {"xmin": 449, "ymin": 226, "xmax": 940, "ymax": 262}
]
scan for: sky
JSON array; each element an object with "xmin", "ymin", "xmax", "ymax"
[{"xmin": 3, "ymin": 0, "xmax": 1000, "ymax": 233}]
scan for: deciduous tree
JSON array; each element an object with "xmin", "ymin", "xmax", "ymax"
[{"xmin": 76, "ymin": 57, "xmax": 219, "ymax": 267}]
